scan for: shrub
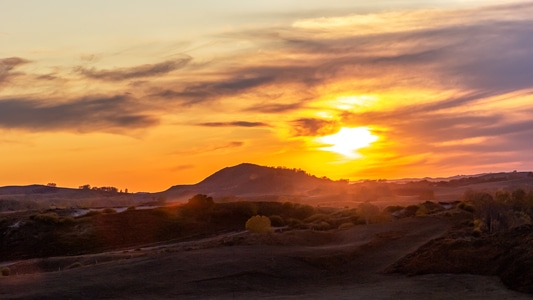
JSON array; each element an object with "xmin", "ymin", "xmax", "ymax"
[
  {"xmin": 416, "ymin": 205, "xmax": 428, "ymax": 216},
  {"xmin": 304, "ymin": 213, "xmax": 332, "ymax": 224},
  {"xmin": 31, "ymin": 212, "xmax": 60, "ymax": 224},
  {"xmin": 358, "ymin": 202, "xmax": 380, "ymax": 224},
  {"xmin": 418, "ymin": 201, "xmax": 444, "ymax": 215},
  {"xmin": 384, "ymin": 206, "xmax": 404, "ymax": 213},
  {"xmin": 292, "ymin": 204, "xmax": 315, "ymax": 220},
  {"xmin": 286, "ymin": 218, "xmax": 306, "ymax": 229},
  {"xmin": 269, "ymin": 215, "xmax": 285, "ymax": 227},
  {"xmin": 1, "ymin": 267, "xmax": 10, "ymax": 276},
  {"xmin": 311, "ymin": 221, "xmax": 332, "ymax": 231},
  {"xmin": 458, "ymin": 202, "xmax": 475, "ymax": 213},
  {"xmin": 404, "ymin": 205, "xmax": 420, "ymax": 217},
  {"xmin": 233, "ymin": 202, "xmax": 258, "ymax": 218},
  {"xmin": 245, "ymin": 215, "xmax": 272, "ymax": 233}
]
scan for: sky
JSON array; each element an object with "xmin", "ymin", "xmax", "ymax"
[{"xmin": 1, "ymin": 0, "xmax": 533, "ymax": 192}]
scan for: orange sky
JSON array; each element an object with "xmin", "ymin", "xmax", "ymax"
[{"xmin": 1, "ymin": 1, "xmax": 533, "ymax": 192}]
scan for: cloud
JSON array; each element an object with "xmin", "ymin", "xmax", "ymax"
[
  {"xmin": 244, "ymin": 102, "xmax": 303, "ymax": 113},
  {"xmin": 151, "ymin": 74, "xmax": 278, "ymax": 105},
  {"xmin": 0, "ymin": 95, "xmax": 158, "ymax": 132},
  {"xmin": 132, "ymin": 2, "xmax": 533, "ymax": 118},
  {"xmin": 76, "ymin": 57, "xmax": 191, "ymax": 81},
  {"xmin": 171, "ymin": 141, "xmax": 244, "ymax": 156},
  {"xmin": 196, "ymin": 121, "xmax": 269, "ymax": 127},
  {"xmin": 0, "ymin": 57, "xmax": 29, "ymax": 84},
  {"xmin": 170, "ymin": 164, "xmax": 195, "ymax": 172},
  {"xmin": 291, "ymin": 118, "xmax": 338, "ymax": 136}
]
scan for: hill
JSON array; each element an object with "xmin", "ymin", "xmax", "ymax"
[{"xmin": 162, "ymin": 163, "xmax": 345, "ymax": 201}]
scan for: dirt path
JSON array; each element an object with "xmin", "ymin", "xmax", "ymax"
[{"xmin": 1, "ymin": 217, "xmax": 530, "ymax": 299}]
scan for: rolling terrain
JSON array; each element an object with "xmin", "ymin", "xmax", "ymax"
[{"xmin": 1, "ymin": 164, "xmax": 533, "ymax": 298}]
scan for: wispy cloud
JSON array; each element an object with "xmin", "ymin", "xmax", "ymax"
[
  {"xmin": 171, "ymin": 141, "xmax": 244, "ymax": 156},
  {"xmin": 151, "ymin": 74, "xmax": 278, "ymax": 106},
  {"xmin": 76, "ymin": 57, "xmax": 191, "ymax": 81},
  {"xmin": 0, "ymin": 57, "xmax": 29, "ymax": 85},
  {"xmin": 196, "ymin": 121, "xmax": 269, "ymax": 127}
]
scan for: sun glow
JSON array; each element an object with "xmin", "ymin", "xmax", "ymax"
[{"xmin": 317, "ymin": 127, "xmax": 378, "ymax": 158}]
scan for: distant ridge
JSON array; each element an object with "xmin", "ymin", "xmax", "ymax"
[
  {"xmin": 1, "ymin": 165, "xmax": 532, "ymax": 205},
  {"xmin": 0, "ymin": 184, "xmax": 74, "ymax": 195}
]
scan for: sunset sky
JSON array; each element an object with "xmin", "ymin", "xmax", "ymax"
[{"xmin": 1, "ymin": 0, "xmax": 533, "ymax": 192}]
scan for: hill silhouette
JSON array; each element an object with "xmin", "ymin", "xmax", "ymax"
[{"xmin": 163, "ymin": 163, "xmax": 342, "ymax": 200}]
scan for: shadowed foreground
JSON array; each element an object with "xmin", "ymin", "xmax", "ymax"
[{"xmin": 1, "ymin": 216, "xmax": 530, "ymax": 299}]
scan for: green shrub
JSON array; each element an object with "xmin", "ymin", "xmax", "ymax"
[
  {"xmin": 1, "ymin": 267, "xmax": 10, "ymax": 276},
  {"xmin": 245, "ymin": 215, "xmax": 272, "ymax": 233}
]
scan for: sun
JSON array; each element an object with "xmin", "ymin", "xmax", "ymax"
[{"xmin": 316, "ymin": 127, "xmax": 378, "ymax": 158}]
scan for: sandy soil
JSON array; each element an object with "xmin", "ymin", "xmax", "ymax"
[{"xmin": 1, "ymin": 217, "xmax": 530, "ymax": 299}]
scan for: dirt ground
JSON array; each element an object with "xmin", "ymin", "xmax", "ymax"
[{"xmin": 1, "ymin": 216, "xmax": 530, "ymax": 299}]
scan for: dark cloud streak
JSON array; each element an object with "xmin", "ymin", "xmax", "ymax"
[
  {"xmin": 0, "ymin": 95, "xmax": 158, "ymax": 132},
  {"xmin": 196, "ymin": 121, "xmax": 269, "ymax": 127},
  {"xmin": 291, "ymin": 118, "xmax": 338, "ymax": 136},
  {"xmin": 152, "ymin": 73, "xmax": 290, "ymax": 106},
  {"xmin": 76, "ymin": 57, "xmax": 191, "ymax": 81}
]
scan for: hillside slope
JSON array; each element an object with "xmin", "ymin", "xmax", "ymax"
[{"xmin": 163, "ymin": 163, "xmax": 344, "ymax": 200}]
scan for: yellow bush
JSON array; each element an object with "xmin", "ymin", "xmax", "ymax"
[{"xmin": 245, "ymin": 215, "xmax": 272, "ymax": 233}]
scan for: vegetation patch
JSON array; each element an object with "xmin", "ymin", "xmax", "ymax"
[{"xmin": 246, "ymin": 215, "xmax": 272, "ymax": 233}]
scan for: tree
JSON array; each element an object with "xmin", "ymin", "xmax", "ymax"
[
  {"xmin": 358, "ymin": 201, "xmax": 380, "ymax": 225},
  {"xmin": 185, "ymin": 194, "xmax": 215, "ymax": 221},
  {"xmin": 469, "ymin": 192, "xmax": 507, "ymax": 233}
]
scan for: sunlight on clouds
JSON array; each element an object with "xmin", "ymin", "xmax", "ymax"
[
  {"xmin": 435, "ymin": 136, "xmax": 490, "ymax": 147},
  {"xmin": 292, "ymin": 10, "xmax": 451, "ymax": 35},
  {"xmin": 316, "ymin": 127, "xmax": 378, "ymax": 158},
  {"xmin": 292, "ymin": 4, "xmax": 532, "ymax": 37},
  {"xmin": 2, "ymin": 1, "xmax": 533, "ymax": 190},
  {"xmin": 331, "ymin": 95, "xmax": 377, "ymax": 111}
]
